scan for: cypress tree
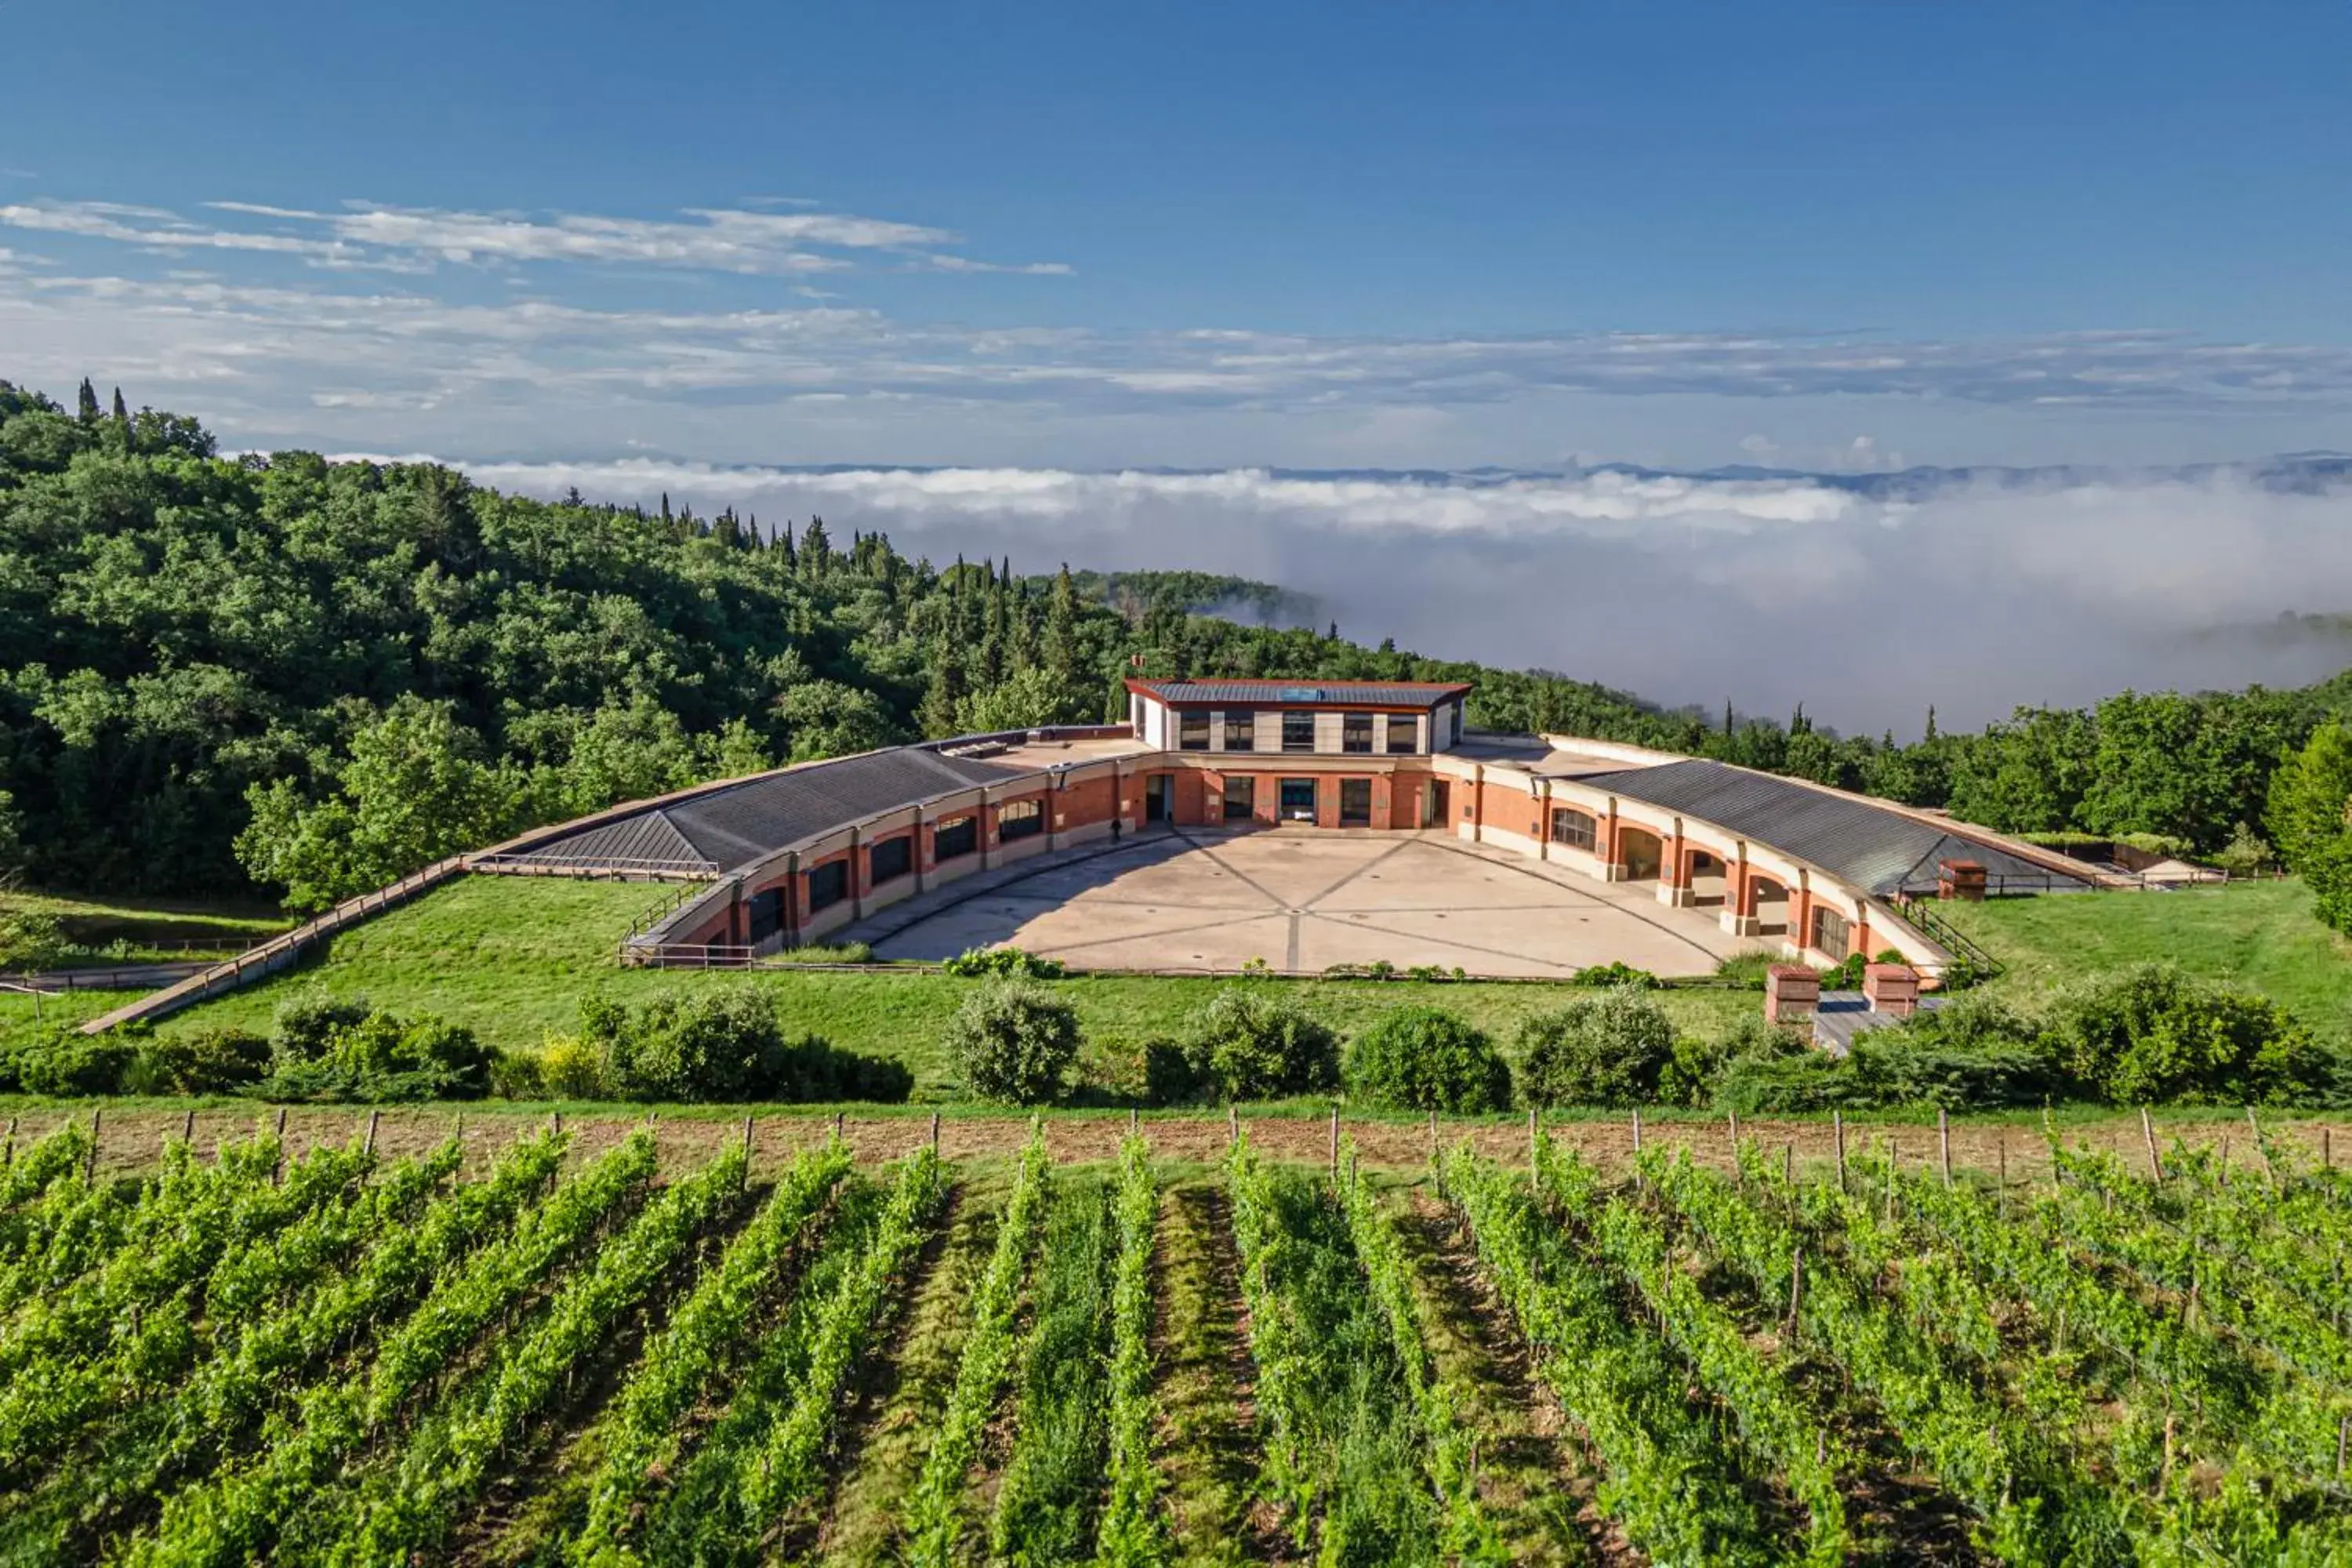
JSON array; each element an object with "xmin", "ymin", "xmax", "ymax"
[
  {"xmin": 1043, "ymin": 563, "xmax": 1081, "ymax": 689},
  {"xmin": 77, "ymin": 378, "xmax": 100, "ymax": 422}
]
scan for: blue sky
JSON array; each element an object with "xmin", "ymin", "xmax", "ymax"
[{"xmin": 4, "ymin": 1, "xmax": 2350, "ymax": 470}]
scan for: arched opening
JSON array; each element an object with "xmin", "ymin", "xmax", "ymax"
[
  {"xmin": 1617, "ymin": 825, "xmax": 1663, "ymax": 881},
  {"xmin": 1749, "ymin": 874, "xmax": 1789, "ymax": 936},
  {"xmin": 1686, "ymin": 848, "xmax": 1726, "ymax": 907}
]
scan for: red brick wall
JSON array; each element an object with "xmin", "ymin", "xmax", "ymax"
[
  {"xmin": 1056, "ymin": 773, "xmax": 1116, "ymax": 832},
  {"xmin": 1172, "ymin": 770, "xmax": 1211, "ymax": 826},
  {"xmin": 1475, "ymin": 780, "xmax": 1538, "ymax": 840}
]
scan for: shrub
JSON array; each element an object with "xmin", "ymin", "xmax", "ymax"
[
  {"xmin": 265, "ymin": 1005, "xmax": 492, "ymax": 1102},
  {"xmin": 1570, "ymin": 960, "xmax": 1661, "ymax": 989},
  {"xmin": 768, "ymin": 941, "xmax": 874, "ymax": 966},
  {"xmin": 1516, "ymin": 989, "xmax": 1676, "ymax": 1108},
  {"xmin": 1714, "ymin": 996, "xmax": 2060, "ymax": 1113},
  {"xmin": 1712, "ymin": 1047, "xmax": 1858, "ymax": 1115},
  {"xmin": 1709, "ymin": 950, "xmax": 1779, "ymax": 991},
  {"xmin": 593, "ymin": 990, "xmax": 785, "ymax": 1102},
  {"xmin": 1176, "ymin": 989, "xmax": 1341, "ymax": 1102},
  {"xmin": 1, "ymin": 1033, "xmax": 135, "ymax": 1097},
  {"xmin": 132, "ymin": 1028, "xmax": 271, "ymax": 1094},
  {"xmin": 0, "ymin": 907, "xmax": 69, "ymax": 973},
  {"xmin": 1142, "ymin": 1037, "xmax": 1207, "ymax": 1106},
  {"xmin": 534, "ymin": 1032, "xmax": 616, "ymax": 1099},
  {"xmin": 944, "ymin": 946, "xmax": 1067, "ymax": 979},
  {"xmin": 2043, "ymin": 964, "xmax": 2326, "ymax": 1105},
  {"xmin": 1343, "ymin": 1007, "xmax": 1511, "ymax": 1112},
  {"xmin": 579, "ymin": 990, "xmax": 914, "ymax": 1104},
  {"xmin": 946, "ymin": 979, "xmax": 1082, "ymax": 1105}
]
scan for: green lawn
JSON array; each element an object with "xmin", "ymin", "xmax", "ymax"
[
  {"xmin": 145, "ymin": 873, "xmax": 1755, "ymax": 1098},
  {"xmin": 4, "ymin": 887, "xmax": 291, "ymax": 965},
  {"xmin": 1939, "ymin": 879, "xmax": 2352, "ymax": 1047}
]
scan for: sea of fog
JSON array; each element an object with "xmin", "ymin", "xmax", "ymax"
[{"xmin": 414, "ymin": 456, "xmax": 2352, "ymax": 738}]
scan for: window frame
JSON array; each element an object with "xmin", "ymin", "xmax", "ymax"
[
  {"xmin": 998, "ymin": 797, "xmax": 1044, "ymax": 841},
  {"xmin": 869, "ymin": 834, "xmax": 913, "ymax": 884},
  {"xmin": 933, "ymin": 814, "xmax": 978, "ymax": 861},
  {"xmin": 806, "ymin": 858, "xmax": 850, "ymax": 913},
  {"xmin": 1338, "ymin": 777, "xmax": 1373, "ymax": 826},
  {"xmin": 1177, "ymin": 710, "xmax": 1211, "ymax": 751},
  {"xmin": 1811, "ymin": 906, "xmax": 1850, "ymax": 962},
  {"xmin": 1548, "ymin": 807, "xmax": 1597, "ymax": 851},
  {"xmin": 1224, "ymin": 713, "xmax": 1254, "ymax": 752},
  {"xmin": 1341, "ymin": 713, "xmax": 1374, "ymax": 753},
  {"xmin": 1385, "ymin": 713, "xmax": 1418, "ymax": 754},
  {"xmin": 1221, "ymin": 775, "xmax": 1255, "ymax": 820},
  {"xmin": 1281, "ymin": 710, "xmax": 1316, "ymax": 753}
]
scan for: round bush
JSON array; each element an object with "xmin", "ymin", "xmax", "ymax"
[
  {"xmin": 133, "ymin": 1028, "xmax": 271, "ymax": 1094},
  {"xmin": 1186, "ymin": 988, "xmax": 1340, "ymax": 1102},
  {"xmin": 1343, "ymin": 1007, "xmax": 1511, "ymax": 1112},
  {"xmin": 592, "ymin": 990, "xmax": 785, "ymax": 1102},
  {"xmin": 2044, "ymin": 964, "xmax": 2324, "ymax": 1105},
  {"xmin": 946, "ymin": 979, "xmax": 1082, "ymax": 1105},
  {"xmin": 1516, "ymin": 988, "xmax": 1675, "ymax": 1108}
]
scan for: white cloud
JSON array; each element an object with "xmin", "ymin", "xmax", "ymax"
[
  {"xmin": 419, "ymin": 457, "xmax": 2352, "ymax": 732},
  {"xmin": 0, "ymin": 195, "xmax": 1069, "ymax": 278}
]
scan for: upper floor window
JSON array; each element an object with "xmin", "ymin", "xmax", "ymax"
[
  {"xmin": 1178, "ymin": 711, "xmax": 1210, "ymax": 751},
  {"xmin": 1341, "ymin": 713, "xmax": 1374, "ymax": 753},
  {"xmin": 1282, "ymin": 711, "xmax": 1316, "ymax": 752},
  {"xmin": 999, "ymin": 797, "xmax": 1044, "ymax": 840},
  {"xmin": 1385, "ymin": 713, "xmax": 1418, "ymax": 753},
  {"xmin": 1225, "ymin": 713, "xmax": 1254, "ymax": 751}
]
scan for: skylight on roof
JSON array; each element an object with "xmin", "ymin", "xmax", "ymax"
[{"xmin": 1276, "ymin": 686, "xmax": 1323, "ymax": 702}]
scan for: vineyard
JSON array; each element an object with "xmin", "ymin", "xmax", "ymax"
[{"xmin": 0, "ymin": 1114, "xmax": 2350, "ymax": 1565}]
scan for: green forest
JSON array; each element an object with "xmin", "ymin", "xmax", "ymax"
[{"xmin": 6, "ymin": 376, "xmax": 2352, "ymax": 924}]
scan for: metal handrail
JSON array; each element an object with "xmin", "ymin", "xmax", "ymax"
[{"xmin": 1890, "ymin": 892, "xmax": 2003, "ymax": 978}]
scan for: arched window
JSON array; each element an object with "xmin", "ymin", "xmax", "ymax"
[{"xmin": 1548, "ymin": 807, "xmax": 1597, "ymax": 851}]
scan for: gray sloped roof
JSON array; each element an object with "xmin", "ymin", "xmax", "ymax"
[
  {"xmin": 513, "ymin": 811, "xmax": 715, "ymax": 872},
  {"xmin": 506, "ymin": 748, "xmax": 1031, "ymax": 874},
  {"xmin": 1140, "ymin": 681, "xmax": 1467, "ymax": 706},
  {"xmin": 1584, "ymin": 758, "xmax": 2091, "ymax": 897}
]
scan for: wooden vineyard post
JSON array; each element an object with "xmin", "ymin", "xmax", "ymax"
[
  {"xmin": 2219, "ymin": 1136, "xmax": 2231, "ymax": 1187},
  {"xmin": 740, "ymin": 1116, "xmax": 754, "ymax": 1182},
  {"xmin": 1938, "ymin": 1109, "xmax": 1952, "ymax": 1189},
  {"xmin": 2325, "ymin": 1126, "xmax": 2334, "ymax": 1171},
  {"xmin": 1428, "ymin": 1109, "xmax": 1439, "ymax": 1167},
  {"xmin": 363, "ymin": 1109, "xmax": 379, "ymax": 1160},
  {"xmin": 1781, "ymin": 1142, "xmax": 1793, "ymax": 1189},
  {"xmin": 271, "ymin": 1107, "xmax": 288, "ymax": 1188},
  {"xmin": 181, "ymin": 1107, "xmax": 197, "ymax": 1146},
  {"xmin": 833, "ymin": 1110, "xmax": 844, "ymax": 1145},
  {"xmin": 1785, "ymin": 1245, "xmax": 1803, "ymax": 1335},
  {"xmin": 2141, "ymin": 1107, "xmax": 2166, "ymax": 1184},
  {"xmin": 2337, "ymin": 1415, "xmax": 2348, "ymax": 1479},
  {"xmin": 930, "ymin": 1112, "xmax": 940, "ymax": 1154},
  {"xmin": 2247, "ymin": 1107, "xmax": 2275, "ymax": 1184},
  {"xmin": 1728, "ymin": 1109, "xmax": 1740, "ymax": 1181},
  {"xmin": 1329, "ymin": 1105, "xmax": 1341, "ymax": 1183},
  {"xmin": 550, "ymin": 1111, "xmax": 562, "ymax": 1138},
  {"xmin": 1997, "ymin": 1136, "xmax": 2009, "ymax": 1219},
  {"xmin": 1129, "ymin": 1106, "xmax": 1138, "ymax": 1135},
  {"xmin": 1227, "ymin": 1104, "xmax": 1238, "ymax": 1146},
  {"xmin": 2, "ymin": 1116, "xmax": 13, "ymax": 1170},
  {"xmin": 87, "ymin": 1108, "xmax": 102, "ymax": 1184},
  {"xmin": 1528, "ymin": 1107, "xmax": 1539, "ymax": 1168},
  {"xmin": 1834, "ymin": 1111, "xmax": 1848, "ymax": 1194},
  {"xmin": 1884, "ymin": 1145, "xmax": 1898, "ymax": 1223}
]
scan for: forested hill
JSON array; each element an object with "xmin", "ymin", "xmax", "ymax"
[{"xmin": 2, "ymin": 376, "xmax": 2350, "ymax": 915}]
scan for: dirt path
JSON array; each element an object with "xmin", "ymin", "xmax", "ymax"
[
  {"xmin": 1150, "ymin": 1181, "xmax": 1284, "ymax": 1566},
  {"xmin": 1389, "ymin": 1189, "xmax": 1630, "ymax": 1567},
  {"xmin": 12, "ymin": 1103, "xmax": 2341, "ymax": 1183},
  {"xmin": 812, "ymin": 1178, "xmax": 1002, "ymax": 1568}
]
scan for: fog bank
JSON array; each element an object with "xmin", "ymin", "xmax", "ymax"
[{"xmin": 434, "ymin": 459, "xmax": 2352, "ymax": 735}]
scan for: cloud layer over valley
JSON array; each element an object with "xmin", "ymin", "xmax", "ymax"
[{"xmin": 434, "ymin": 458, "xmax": 2352, "ymax": 733}]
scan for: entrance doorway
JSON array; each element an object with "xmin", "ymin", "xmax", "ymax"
[
  {"xmin": 1144, "ymin": 774, "xmax": 1170, "ymax": 823},
  {"xmin": 1425, "ymin": 780, "xmax": 1449, "ymax": 828},
  {"xmin": 1279, "ymin": 778, "xmax": 1317, "ymax": 822},
  {"xmin": 1222, "ymin": 776, "xmax": 1255, "ymax": 821}
]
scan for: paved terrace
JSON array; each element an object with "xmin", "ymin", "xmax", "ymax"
[{"xmin": 848, "ymin": 825, "xmax": 1754, "ymax": 978}]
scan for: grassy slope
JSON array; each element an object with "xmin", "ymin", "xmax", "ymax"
[
  {"xmin": 1940, "ymin": 879, "xmax": 2352, "ymax": 1047},
  {"xmin": 5, "ymin": 889, "xmax": 289, "ymax": 957},
  {"xmin": 146, "ymin": 875, "xmax": 1756, "ymax": 1096}
]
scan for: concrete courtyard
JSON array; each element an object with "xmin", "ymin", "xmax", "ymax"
[{"xmin": 852, "ymin": 826, "xmax": 1755, "ymax": 978}]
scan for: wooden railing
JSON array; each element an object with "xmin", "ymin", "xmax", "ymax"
[{"xmin": 76, "ymin": 857, "xmax": 470, "ymax": 1035}]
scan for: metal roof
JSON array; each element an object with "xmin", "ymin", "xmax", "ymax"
[
  {"xmin": 504, "ymin": 747, "xmax": 1031, "ymax": 874},
  {"xmin": 1132, "ymin": 680, "xmax": 1469, "ymax": 706},
  {"xmin": 1581, "ymin": 757, "xmax": 2092, "ymax": 897}
]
